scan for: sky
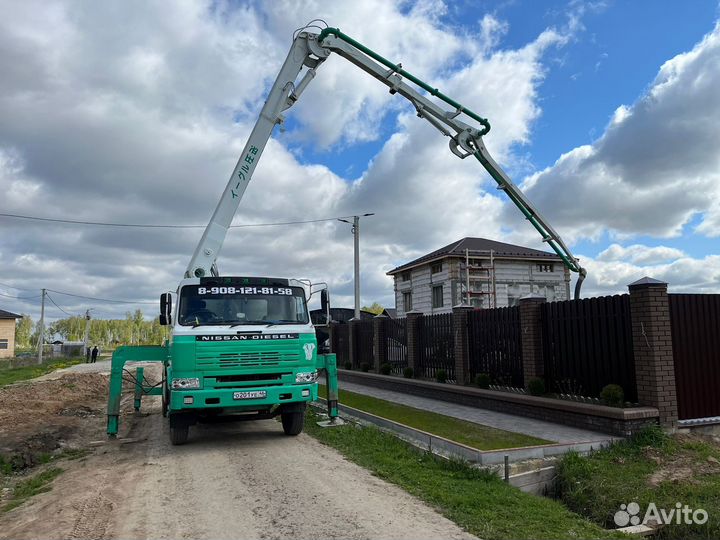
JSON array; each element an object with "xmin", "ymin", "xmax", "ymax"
[{"xmin": 1, "ymin": 0, "xmax": 719, "ymax": 324}]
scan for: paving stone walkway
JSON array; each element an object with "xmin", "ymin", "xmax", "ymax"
[{"xmin": 335, "ymin": 378, "xmax": 616, "ymax": 444}]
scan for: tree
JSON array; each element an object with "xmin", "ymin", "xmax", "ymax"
[
  {"xmin": 361, "ymin": 302, "xmax": 384, "ymax": 315},
  {"xmin": 15, "ymin": 314, "xmax": 34, "ymax": 348}
]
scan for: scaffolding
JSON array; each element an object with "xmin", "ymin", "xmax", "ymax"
[{"xmin": 461, "ymin": 249, "xmax": 496, "ymax": 309}]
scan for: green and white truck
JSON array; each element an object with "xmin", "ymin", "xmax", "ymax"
[{"xmin": 106, "ymin": 22, "xmax": 586, "ymax": 445}]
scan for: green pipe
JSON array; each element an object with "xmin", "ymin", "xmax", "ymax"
[{"xmin": 318, "ymin": 27, "xmax": 490, "ymax": 136}]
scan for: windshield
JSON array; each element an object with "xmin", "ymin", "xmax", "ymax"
[{"xmin": 178, "ymin": 284, "xmax": 309, "ymax": 326}]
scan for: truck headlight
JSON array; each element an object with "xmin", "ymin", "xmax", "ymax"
[
  {"xmin": 171, "ymin": 377, "xmax": 200, "ymax": 389},
  {"xmin": 295, "ymin": 371, "xmax": 318, "ymax": 383}
]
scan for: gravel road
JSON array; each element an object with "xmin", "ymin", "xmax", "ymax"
[{"xmin": 1, "ymin": 362, "xmax": 477, "ymax": 540}]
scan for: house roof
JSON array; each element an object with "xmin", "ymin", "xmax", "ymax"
[
  {"xmin": 0, "ymin": 309, "xmax": 22, "ymax": 319},
  {"xmin": 387, "ymin": 237, "xmax": 562, "ymax": 275}
]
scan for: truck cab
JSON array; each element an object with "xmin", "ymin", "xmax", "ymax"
[{"xmin": 162, "ymin": 276, "xmax": 321, "ymax": 444}]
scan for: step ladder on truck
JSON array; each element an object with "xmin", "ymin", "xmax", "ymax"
[{"xmin": 106, "ymin": 21, "xmax": 586, "ymax": 445}]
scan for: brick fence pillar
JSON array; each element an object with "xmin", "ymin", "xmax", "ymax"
[
  {"xmin": 452, "ymin": 305, "xmax": 473, "ymax": 385},
  {"xmin": 406, "ymin": 311, "xmax": 423, "ymax": 377},
  {"xmin": 373, "ymin": 314, "xmax": 388, "ymax": 372},
  {"xmin": 628, "ymin": 277, "xmax": 678, "ymax": 429},
  {"xmin": 519, "ymin": 293, "xmax": 545, "ymax": 388},
  {"xmin": 348, "ymin": 318, "xmax": 359, "ymax": 369}
]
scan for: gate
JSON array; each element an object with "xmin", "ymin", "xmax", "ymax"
[
  {"xmin": 669, "ymin": 294, "xmax": 720, "ymax": 420},
  {"xmin": 467, "ymin": 306, "xmax": 523, "ymax": 387},
  {"xmin": 384, "ymin": 318, "xmax": 407, "ymax": 375},
  {"xmin": 417, "ymin": 313, "xmax": 454, "ymax": 381}
]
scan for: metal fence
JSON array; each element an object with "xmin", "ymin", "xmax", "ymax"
[
  {"xmin": 353, "ymin": 320, "xmax": 375, "ymax": 368},
  {"xmin": 417, "ymin": 313, "xmax": 455, "ymax": 382},
  {"xmin": 332, "ymin": 324, "xmax": 350, "ymax": 368},
  {"xmin": 467, "ymin": 306, "xmax": 523, "ymax": 387},
  {"xmin": 541, "ymin": 295, "xmax": 637, "ymax": 401},
  {"xmin": 669, "ymin": 294, "xmax": 720, "ymax": 420},
  {"xmin": 384, "ymin": 317, "xmax": 407, "ymax": 375}
]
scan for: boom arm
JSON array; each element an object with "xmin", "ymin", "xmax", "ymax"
[{"xmin": 187, "ymin": 26, "xmax": 587, "ymax": 297}]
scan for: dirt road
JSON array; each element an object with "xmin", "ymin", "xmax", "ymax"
[{"xmin": 0, "ymin": 362, "xmax": 476, "ymax": 540}]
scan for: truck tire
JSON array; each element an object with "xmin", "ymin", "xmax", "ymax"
[
  {"xmin": 169, "ymin": 425, "xmax": 189, "ymax": 445},
  {"xmin": 161, "ymin": 375, "xmax": 169, "ymax": 418},
  {"xmin": 281, "ymin": 408, "xmax": 305, "ymax": 436}
]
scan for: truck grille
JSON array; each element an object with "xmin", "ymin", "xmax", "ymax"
[{"xmin": 196, "ymin": 350, "xmax": 301, "ymax": 368}]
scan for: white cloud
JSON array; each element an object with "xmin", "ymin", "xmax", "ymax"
[
  {"xmin": 509, "ymin": 22, "xmax": 720, "ymax": 242},
  {"xmin": 1, "ymin": 0, "xmax": 716, "ymax": 327}
]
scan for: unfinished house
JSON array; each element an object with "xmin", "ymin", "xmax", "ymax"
[{"xmin": 387, "ymin": 237, "xmax": 570, "ymax": 317}]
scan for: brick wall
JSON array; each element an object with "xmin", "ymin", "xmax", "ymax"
[{"xmin": 0, "ymin": 319, "xmax": 16, "ymax": 359}]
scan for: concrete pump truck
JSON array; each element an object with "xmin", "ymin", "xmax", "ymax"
[{"xmin": 106, "ymin": 21, "xmax": 586, "ymax": 445}]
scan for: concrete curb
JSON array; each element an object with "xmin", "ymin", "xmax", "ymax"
[{"xmin": 312, "ymin": 398, "xmax": 615, "ymax": 465}]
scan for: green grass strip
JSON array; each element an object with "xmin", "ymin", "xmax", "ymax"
[
  {"xmin": 305, "ymin": 409, "xmax": 622, "ymax": 540},
  {"xmin": 319, "ymin": 384, "xmax": 549, "ymax": 450},
  {"xmin": 2, "ymin": 467, "xmax": 64, "ymax": 512},
  {"xmin": 0, "ymin": 358, "xmax": 83, "ymax": 388}
]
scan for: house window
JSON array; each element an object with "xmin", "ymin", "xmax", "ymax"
[
  {"xmin": 401, "ymin": 271, "xmax": 412, "ymax": 282},
  {"xmin": 432, "ymin": 285, "xmax": 444, "ymax": 308},
  {"xmin": 536, "ymin": 263, "xmax": 554, "ymax": 272},
  {"xmin": 403, "ymin": 291, "xmax": 413, "ymax": 312},
  {"xmin": 431, "ymin": 262, "xmax": 442, "ymax": 274},
  {"xmin": 0, "ymin": 339, "xmax": 7, "ymax": 350}
]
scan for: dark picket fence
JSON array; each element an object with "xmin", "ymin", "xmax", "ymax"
[
  {"xmin": 467, "ymin": 306, "xmax": 523, "ymax": 387},
  {"xmin": 416, "ymin": 313, "xmax": 455, "ymax": 381},
  {"xmin": 384, "ymin": 317, "xmax": 408, "ymax": 375},
  {"xmin": 669, "ymin": 294, "xmax": 720, "ymax": 420},
  {"xmin": 332, "ymin": 323, "xmax": 350, "ymax": 368},
  {"xmin": 541, "ymin": 295, "xmax": 637, "ymax": 401},
  {"xmin": 353, "ymin": 320, "xmax": 375, "ymax": 368}
]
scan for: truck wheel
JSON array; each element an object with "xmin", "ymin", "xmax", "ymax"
[
  {"xmin": 281, "ymin": 407, "xmax": 305, "ymax": 436},
  {"xmin": 169, "ymin": 425, "xmax": 189, "ymax": 445},
  {"xmin": 161, "ymin": 376, "xmax": 169, "ymax": 418}
]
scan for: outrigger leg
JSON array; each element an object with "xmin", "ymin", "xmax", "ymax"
[{"xmin": 315, "ymin": 352, "xmax": 345, "ymax": 427}]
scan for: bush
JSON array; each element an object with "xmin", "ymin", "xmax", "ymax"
[
  {"xmin": 379, "ymin": 363, "xmax": 392, "ymax": 375},
  {"xmin": 600, "ymin": 383, "xmax": 624, "ymax": 407},
  {"xmin": 474, "ymin": 373, "xmax": 491, "ymax": 389},
  {"xmin": 527, "ymin": 377, "xmax": 546, "ymax": 396},
  {"xmin": 435, "ymin": 369, "xmax": 447, "ymax": 383},
  {"xmin": 344, "ymin": 361, "xmax": 353, "ymax": 370},
  {"xmin": 403, "ymin": 367, "xmax": 414, "ymax": 379},
  {"xmin": 360, "ymin": 362, "xmax": 370, "ymax": 372}
]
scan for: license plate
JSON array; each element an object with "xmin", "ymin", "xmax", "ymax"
[{"xmin": 233, "ymin": 390, "xmax": 267, "ymax": 400}]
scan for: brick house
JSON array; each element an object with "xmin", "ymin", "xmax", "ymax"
[
  {"xmin": 387, "ymin": 237, "xmax": 571, "ymax": 317},
  {"xmin": 0, "ymin": 309, "xmax": 21, "ymax": 358}
]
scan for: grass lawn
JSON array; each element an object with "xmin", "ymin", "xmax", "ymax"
[
  {"xmin": 0, "ymin": 358, "xmax": 83, "ymax": 388},
  {"xmin": 318, "ymin": 384, "xmax": 549, "ymax": 450},
  {"xmin": 1, "ymin": 467, "xmax": 63, "ymax": 512},
  {"xmin": 556, "ymin": 426, "xmax": 720, "ymax": 539},
  {"xmin": 305, "ymin": 409, "xmax": 622, "ymax": 540}
]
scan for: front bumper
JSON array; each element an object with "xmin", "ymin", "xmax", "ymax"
[{"xmin": 169, "ymin": 383, "xmax": 318, "ymax": 411}]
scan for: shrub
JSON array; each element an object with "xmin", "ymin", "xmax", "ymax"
[
  {"xmin": 527, "ymin": 377, "xmax": 546, "ymax": 396},
  {"xmin": 344, "ymin": 361, "xmax": 352, "ymax": 370},
  {"xmin": 379, "ymin": 363, "xmax": 392, "ymax": 375},
  {"xmin": 360, "ymin": 362, "xmax": 370, "ymax": 372},
  {"xmin": 403, "ymin": 367, "xmax": 414, "ymax": 379},
  {"xmin": 600, "ymin": 384, "xmax": 624, "ymax": 407},
  {"xmin": 475, "ymin": 373, "xmax": 491, "ymax": 389},
  {"xmin": 435, "ymin": 369, "xmax": 447, "ymax": 383}
]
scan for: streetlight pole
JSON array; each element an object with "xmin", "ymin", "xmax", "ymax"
[
  {"xmin": 37, "ymin": 288, "xmax": 45, "ymax": 365},
  {"xmin": 338, "ymin": 213, "xmax": 374, "ymax": 319}
]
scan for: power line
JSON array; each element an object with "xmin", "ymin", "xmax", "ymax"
[
  {"xmin": 0, "ymin": 212, "xmax": 362, "ymax": 229},
  {"xmin": 0, "ymin": 281, "xmax": 36, "ymax": 292},
  {"xmin": 0, "ymin": 291, "xmax": 41, "ymax": 300},
  {"xmin": 45, "ymin": 293, "xmax": 76, "ymax": 317},
  {"xmin": 46, "ymin": 289, "xmax": 157, "ymax": 305}
]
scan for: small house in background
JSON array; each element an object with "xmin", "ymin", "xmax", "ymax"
[
  {"xmin": 0, "ymin": 309, "xmax": 21, "ymax": 358},
  {"xmin": 387, "ymin": 237, "xmax": 571, "ymax": 317}
]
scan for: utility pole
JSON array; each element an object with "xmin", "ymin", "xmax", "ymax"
[
  {"xmin": 83, "ymin": 309, "xmax": 92, "ymax": 361},
  {"xmin": 37, "ymin": 288, "xmax": 46, "ymax": 365},
  {"xmin": 338, "ymin": 213, "xmax": 374, "ymax": 319}
]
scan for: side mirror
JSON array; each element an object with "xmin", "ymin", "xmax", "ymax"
[
  {"xmin": 321, "ymin": 289, "xmax": 329, "ymax": 312},
  {"xmin": 159, "ymin": 293, "xmax": 172, "ymax": 326}
]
